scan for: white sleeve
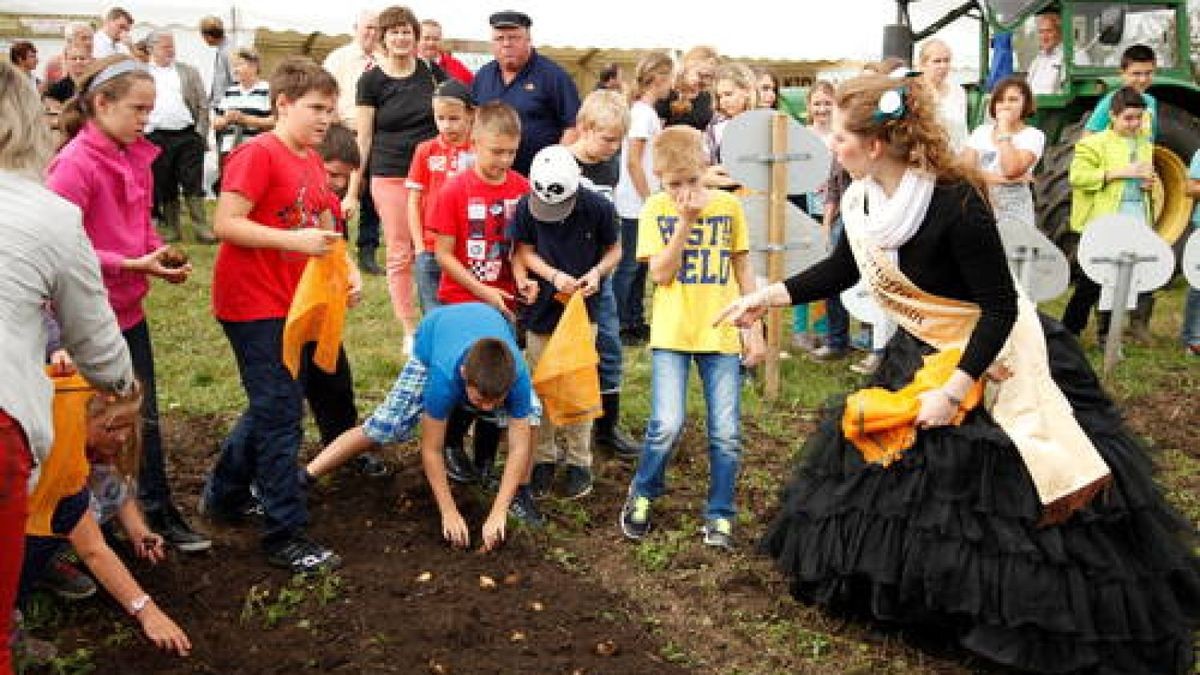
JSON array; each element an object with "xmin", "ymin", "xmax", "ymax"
[
  {"xmin": 966, "ymin": 124, "xmax": 991, "ymax": 152},
  {"xmin": 628, "ymin": 104, "xmax": 657, "ymax": 141},
  {"xmin": 1015, "ymin": 127, "xmax": 1046, "ymax": 161}
]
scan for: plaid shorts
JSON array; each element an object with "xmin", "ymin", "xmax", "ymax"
[{"xmin": 362, "ymin": 358, "xmax": 544, "ymax": 446}]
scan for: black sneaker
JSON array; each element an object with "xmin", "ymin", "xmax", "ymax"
[
  {"xmin": 507, "ymin": 485, "xmax": 546, "ymax": 527},
  {"xmin": 34, "ymin": 554, "xmax": 96, "ymax": 600},
  {"xmin": 619, "ymin": 492, "xmax": 652, "ymax": 540},
  {"xmin": 443, "ymin": 445, "xmax": 478, "ymax": 484},
  {"xmin": 146, "ymin": 503, "xmax": 212, "ymax": 553},
  {"xmin": 529, "ymin": 462, "xmax": 556, "ymax": 499},
  {"xmin": 198, "ymin": 486, "xmax": 261, "ymax": 526},
  {"xmin": 594, "ymin": 426, "xmax": 640, "ymax": 461},
  {"xmin": 352, "ymin": 453, "xmax": 392, "ymax": 477},
  {"xmin": 266, "ymin": 536, "xmax": 342, "ymax": 574},
  {"xmin": 563, "ymin": 465, "xmax": 593, "ymax": 500}
]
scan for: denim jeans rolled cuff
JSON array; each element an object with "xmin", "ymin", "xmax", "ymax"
[
  {"xmin": 213, "ymin": 319, "xmax": 308, "ymax": 545},
  {"xmin": 595, "ymin": 276, "xmax": 623, "ymax": 393},
  {"xmin": 613, "ymin": 217, "xmax": 648, "ymax": 329},
  {"xmin": 630, "ymin": 349, "xmax": 743, "ymax": 521},
  {"xmin": 415, "ymin": 251, "xmax": 442, "ymax": 315},
  {"xmin": 123, "ymin": 320, "xmax": 172, "ymax": 511}
]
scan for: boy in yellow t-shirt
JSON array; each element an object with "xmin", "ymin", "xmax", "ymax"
[{"xmin": 619, "ymin": 126, "xmax": 765, "ymax": 551}]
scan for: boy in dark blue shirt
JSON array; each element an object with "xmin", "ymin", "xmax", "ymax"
[{"xmin": 512, "ymin": 145, "xmax": 621, "ymax": 499}]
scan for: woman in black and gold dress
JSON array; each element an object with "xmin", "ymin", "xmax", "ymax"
[{"xmin": 716, "ymin": 73, "xmax": 1198, "ymax": 674}]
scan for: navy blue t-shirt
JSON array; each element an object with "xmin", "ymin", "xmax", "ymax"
[
  {"xmin": 472, "ymin": 50, "xmax": 581, "ymax": 175},
  {"xmin": 510, "ymin": 187, "xmax": 618, "ymax": 334},
  {"xmin": 413, "ymin": 303, "xmax": 533, "ymax": 420}
]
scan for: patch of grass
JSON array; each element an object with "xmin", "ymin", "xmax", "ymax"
[
  {"xmin": 239, "ymin": 571, "xmax": 344, "ymax": 629},
  {"xmin": 44, "ymin": 647, "xmax": 95, "ymax": 675},
  {"xmin": 633, "ymin": 516, "xmax": 696, "ymax": 572}
]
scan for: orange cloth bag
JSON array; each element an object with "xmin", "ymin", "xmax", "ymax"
[
  {"xmin": 27, "ymin": 372, "xmax": 94, "ymax": 536},
  {"xmin": 283, "ymin": 239, "xmax": 349, "ymax": 378},
  {"xmin": 841, "ymin": 349, "xmax": 984, "ymax": 467},
  {"xmin": 531, "ymin": 293, "xmax": 602, "ymax": 426}
]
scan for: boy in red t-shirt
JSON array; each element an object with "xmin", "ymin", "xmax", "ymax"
[
  {"xmin": 428, "ymin": 102, "xmax": 535, "ymax": 507},
  {"xmin": 407, "ymin": 79, "xmax": 476, "ymax": 314},
  {"xmin": 202, "ymin": 57, "xmax": 346, "ymax": 574}
]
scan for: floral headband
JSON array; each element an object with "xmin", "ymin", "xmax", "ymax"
[{"xmin": 872, "ymin": 68, "xmax": 922, "ymax": 123}]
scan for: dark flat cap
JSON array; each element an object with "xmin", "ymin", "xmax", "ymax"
[
  {"xmin": 434, "ymin": 78, "xmax": 475, "ymax": 107},
  {"xmin": 489, "ymin": 10, "xmax": 531, "ymax": 28}
]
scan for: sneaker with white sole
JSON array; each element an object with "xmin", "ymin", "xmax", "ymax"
[
  {"xmin": 620, "ymin": 493, "xmax": 652, "ymax": 540},
  {"xmin": 850, "ymin": 352, "xmax": 883, "ymax": 375},
  {"xmin": 34, "ymin": 554, "xmax": 96, "ymax": 600},
  {"xmin": 266, "ymin": 536, "xmax": 342, "ymax": 574},
  {"xmin": 563, "ymin": 465, "xmax": 593, "ymax": 500},
  {"xmin": 701, "ymin": 518, "xmax": 734, "ymax": 551},
  {"xmin": 507, "ymin": 485, "xmax": 546, "ymax": 527}
]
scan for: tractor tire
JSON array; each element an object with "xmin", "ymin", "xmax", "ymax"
[{"xmin": 1034, "ymin": 118, "xmax": 1086, "ymax": 247}]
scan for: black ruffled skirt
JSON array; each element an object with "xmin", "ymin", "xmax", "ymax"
[{"xmin": 761, "ymin": 315, "xmax": 1200, "ymax": 674}]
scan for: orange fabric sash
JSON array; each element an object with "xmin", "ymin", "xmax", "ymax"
[
  {"xmin": 283, "ymin": 239, "xmax": 349, "ymax": 378},
  {"xmin": 843, "ymin": 349, "xmax": 984, "ymax": 466}
]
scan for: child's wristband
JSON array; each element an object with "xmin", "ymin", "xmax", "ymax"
[{"xmin": 128, "ymin": 593, "xmax": 151, "ymax": 616}]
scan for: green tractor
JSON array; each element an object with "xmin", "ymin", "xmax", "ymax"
[{"xmin": 883, "ymin": 0, "xmax": 1200, "ymax": 255}]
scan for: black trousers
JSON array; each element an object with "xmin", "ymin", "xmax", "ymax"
[
  {"xmin": 147, "ymin": 126, "xmax": 205, "ymax": 213},
  {"xmin": 299, "ymin": 343, "xmax": 358, "ymax": 447}
]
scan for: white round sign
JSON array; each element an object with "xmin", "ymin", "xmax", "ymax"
[
  {"xmin": 997, "ymin": 223, "xmax": 1070, "ymax": 302},
  {"xmin": 1077, "ymin": 213, "xmax": 1175, "ymax": 311},
  {"xmin": 720, "ymin": 109, "xmax": 830, "ymax": 194},
  {"xmin": 1182, "ymin": 228, "xmax": 1200, "ymax": 290},
  {"xmin": 739, "ymin": 193, "xmax": 828, "ymax": 279}
]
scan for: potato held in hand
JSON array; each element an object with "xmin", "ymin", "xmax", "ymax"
[{"xmin": 159, "ymin": 246, "xmax": 190, "ymax": 270}]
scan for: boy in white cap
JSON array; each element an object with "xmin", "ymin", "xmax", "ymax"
[{"xmin": 512, "ymin": 145, "xmax": 621, "ymax": 498}]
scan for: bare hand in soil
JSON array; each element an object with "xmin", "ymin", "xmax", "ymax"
[
  {"xmin": 480, "ymin": 511, "xmax": 507, "ymax": 552},
  {"xmin": 134, "ymin": 532, "xmax": 167, "ymax": 564},
  {"xmin": 139, "ymin": 604, "xmax": 191, "ymax": 656},
  {"xmin": 442, "ymin": 511, "xmax": 470, "ymax": 548}
]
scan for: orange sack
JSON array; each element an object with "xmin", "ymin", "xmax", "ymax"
[
  {"xmin": 283, "ymin": 239, "xmax": 349, "ymax": 378},
  {"xmin": 531, "ymin": 293, "xmax": 602, "ymax": 426},
  {"xmin": 842, "ymin": 349, "xmax": 984, "ymax": 467},
  {"xmin": 27, "ymin": 372, "xmax": 94, "ymax": 536}
]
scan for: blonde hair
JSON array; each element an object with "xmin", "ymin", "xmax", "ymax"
[
  {"xmin": 652, "ymin": 126, "xmax": 707, "ymax": 175},
  {"xmin": 0, "ymin": 62, "xmax": 55, "ymax": 176},
  {"xmin": 681, "ymin": 45, "xmax": 719, "ymax": 69},
  {"xmin": 576, "ymin": 89, "xmax": 630, "ymax": 134},
  {"xmin": 835, "ymin": 74, "xmax": 977, "ymax": 186},
  {"xmin": 86, "ymin": 385, "xmax": 145, "ymax": 480},
  {"xmin": 632, "ymin": 51, "xmax": 674, "ymax": 101},
  {"xmin": 473, "ymin": 101, "xmax": 521, "ymax": 138},
  {"xmin": 715, "ymin": 62, "xmax": 759, "ymax": 112},
  {"xmin": 917, "ymin": 38, "xmax": 952, "ymax": 66}
]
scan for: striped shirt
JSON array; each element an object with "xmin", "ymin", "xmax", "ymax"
[{"xmin": 214, "ymin": 80, "xmax": 271, "ymax": 152}]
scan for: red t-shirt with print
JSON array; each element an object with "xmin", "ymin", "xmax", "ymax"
[
  {"xmin": 429, "ymin": 167, "xmax": 528, "ymax": 306},
  {"xmin": 212, "ymin": 133, "xmax": 340, "ymax": 322},
  {"xmin": 406, "ymin": 135, "xmax": 474, "ymax": 251}
]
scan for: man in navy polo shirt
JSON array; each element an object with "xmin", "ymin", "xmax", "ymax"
[{"xmin": 471, "ymin": 10, "xmax": 581, "ymax": 175}]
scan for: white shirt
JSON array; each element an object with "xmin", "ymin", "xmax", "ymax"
[
  {"xmin": 323, "ymin": 42, "xmax": 375, "ymax": 126},
  {"xmin": 1027, "ymin": 44, "xmax": 1064, "ymax": 95},
  {"xmin": 967, "ymin": 123, "xmax": 1046, "ymax": 228},
  {"xmin": 93, "ymin": 31, "xmax": 129, "ymax": 58},
  {"xmin": 614, "ymin": 100, "xmax": 662, "ymax": 219},
  {"xmin": 935, "ymin": 81, "xmax": 968, "ymax": 152},
  {"xmin": 147, "ymin": 63, "xmax": 195, "ymax": 132}
]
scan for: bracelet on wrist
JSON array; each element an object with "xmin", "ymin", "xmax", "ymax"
[{"xmin": 128, "ymin": 593, "xmax": 151, "ymax": 616}]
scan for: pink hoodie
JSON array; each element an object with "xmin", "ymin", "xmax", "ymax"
[{"xmin": 47, "ymin": 121, "xmax": 162, "ymax": 331}]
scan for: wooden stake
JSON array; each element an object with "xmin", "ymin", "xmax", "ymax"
[{"xmin": 765, "ymin": 112, "xmax": 788, "ymax": 400}]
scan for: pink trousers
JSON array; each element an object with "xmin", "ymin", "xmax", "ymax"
[{"xmin": 370, "ymin": 176, "xmax": 417, "ymax": 323}]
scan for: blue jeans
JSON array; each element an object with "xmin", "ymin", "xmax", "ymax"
[
  {"xmin": 207, "ymin": 319, "xmax": 307, "ymax": 546},
  {"xmin": 595, "ymin": 277, "xmax": 622, "ymax": 393},
  {"xmin": 124, "ymin": 320, "xmax": 173, "ymax": 511},
  {"xmin": 824, "ymin": 217, "xmax": 850, "ymax": 350},
  {"xmin": 631, "ymin": 350, "xmax": 742, "ymax": 521},
  {"xmin": 1183, "ymin": 287, "xmax": 1200, "ymax": 347},
  {"xmin": 612, "ymin": 217, "xmax": 648, "ymax": 329},
  {"xmin": 415, "ymin": 251, "xmax": 442, "ymax": 314}
]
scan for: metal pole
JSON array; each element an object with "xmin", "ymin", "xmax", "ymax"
[
  {"xmin": 1011, "ymin": 246, "xmax": 1032, "ymax": 296},
  {"xmin": 764, "ymin": 113, "xmax": 788, "ymax": 400},
  {"xmin": 1102, "ymin": 251, "xmax": 1137, "ymax": 377}
]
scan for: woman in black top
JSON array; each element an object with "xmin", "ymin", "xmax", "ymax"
[
  {"xmin": 346, "ymin": 5, "xmax": 444, "ymax": 352},
  {"xmin": 655, "ymin": 45, "xmax": 717, "ymax": 131},
  {"xmin": 717, "ymin": 74, "xmax": 1199, "ymax": 674}
]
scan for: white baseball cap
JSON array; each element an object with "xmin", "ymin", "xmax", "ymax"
[{"xmin": 528, "ymin": 145, "xmax": 581, "ymax": 223}]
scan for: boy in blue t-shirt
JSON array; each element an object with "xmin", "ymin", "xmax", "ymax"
[
  {"xmin": 304, "ymin": 303, "xmax": 540, "ymax": 550},
  {"xmin": 1084, "ymin": 44, "xmax": 1158, "ymax": 139},
  {"xmin": 512, "ymin": 145, "xmax": 621, "ymax": 500}
]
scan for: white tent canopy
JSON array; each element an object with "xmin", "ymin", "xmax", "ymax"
[{"xmin": 7, "ymin": 0, "xmax": 984, "ymax": 64}]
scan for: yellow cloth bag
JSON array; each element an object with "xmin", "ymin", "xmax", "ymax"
[
  {"xmin": 283, "ymin": 239, "xmax": 349, "ymax": 378},
  {"xmin": 842, "ymin": 349, "xmax": 984, "ymax": 467},
  {"xmin": 531, "ymin": 293, "xmax": 602, "ymax": 426},
  {"xmin": 27, "ymin": 372, "xmax": 94, "ymax": 536}
]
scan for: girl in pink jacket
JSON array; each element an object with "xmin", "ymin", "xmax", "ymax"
[{"xmin": 46, "ymin": 55, "xmax": 210, "ymax": 553}]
